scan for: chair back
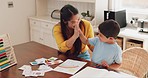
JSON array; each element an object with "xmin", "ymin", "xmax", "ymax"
[{"xmin": 119, "ymin": 47, "xmax": 148, "ymax": 78}]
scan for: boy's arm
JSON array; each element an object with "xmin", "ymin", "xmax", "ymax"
[
  {"xmin": 79, "ymin": 29, "xmax": 89, "ymax": 45},
  {"xmin": 108, "ymin": 63, "xmax": 121, "ymax": 70},
  {"xmin": 99, "ymin": 60, "xmax": 121, "ymax": 70},
  {"xmin": 110, "ymin": 48, "xmax": 122, "ymax": 70}
]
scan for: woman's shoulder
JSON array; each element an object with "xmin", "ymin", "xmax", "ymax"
[
  {"xmin": 81, "ymin": 19, "xmax": 91, "ymax": 24},
  {"xmin": 81, "ymin": 19, "xmax": 92, "ymax": 29},
  {"xmin": 53, "ymin": 23, "xmax": 61, "ymax": 31}
]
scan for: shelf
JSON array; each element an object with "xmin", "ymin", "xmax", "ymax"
[
  {"xmin": 126, "ymin": 39, "xmax": 143, "ymax": 49},
  {"xmin": 116, "ymin": 37, "xmax": 123, "ymax": 50},
  {"xmin": 117, "ymin": 26, "xmax": 148, "ymax": 51}
]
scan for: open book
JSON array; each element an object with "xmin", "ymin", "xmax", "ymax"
[{"xmin": 70, "ymin": 66, "xmax": 137, "ymax": 78}]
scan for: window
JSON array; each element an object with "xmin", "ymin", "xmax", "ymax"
[
  {"xmin": 122, "ymin": 0, "xmax": 148, "ymax": 9},
  {"xmin": 121, "ymin": 0, "xmax": 148, "ymax": 14}
]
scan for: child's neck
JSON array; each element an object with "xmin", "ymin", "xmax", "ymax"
[
  {"xmin": 107, "ymin": 41, "xmax": 115, "ymax": 44},
  {"xmin": 106, "ymin": 39, "xmax": 116, "ymax": 44}
]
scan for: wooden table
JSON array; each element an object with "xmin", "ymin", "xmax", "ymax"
[{"xmin": 0, "ymin": 41, "xmax": 94, "ymax": 78}]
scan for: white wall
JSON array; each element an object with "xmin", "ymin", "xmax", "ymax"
[
  {"xmin": 0, "ymin": 0, "xmax": 35, "ymax": 45},
  {"xmin": 95, "ymin": 0, "xmax": 108, "ymax": 25}
]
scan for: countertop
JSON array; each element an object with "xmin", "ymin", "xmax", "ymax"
[{"xmin": 93, "ymin": 25, "xmax": 148, "ymax": 40}]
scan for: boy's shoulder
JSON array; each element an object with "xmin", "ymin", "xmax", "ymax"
[
  {"xmin": 89, "ymin": 37, "xmax": 99, "ymax": 41},
  {"xmin": 114, "ymin": 43, "xmax": 122, "ymax": 53}
]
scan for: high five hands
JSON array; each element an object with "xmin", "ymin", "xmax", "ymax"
[{"xmin": 73, "ymin": 21, "xmax": 83, "ymax": 38}]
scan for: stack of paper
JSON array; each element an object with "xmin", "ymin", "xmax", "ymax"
[
  {"xmin": 19, "ymin": 65, "xmax": 53, "ymax": 77},
  {"xmin": 18, "ymin": 57, "xmax": 63, "ymax": 77}
]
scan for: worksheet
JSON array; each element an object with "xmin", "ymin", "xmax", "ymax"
[{"xmin": 53, "ymin": 59, "xmax": 87, "ymax": 75}]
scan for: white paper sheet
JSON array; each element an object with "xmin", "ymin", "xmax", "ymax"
[
  {"xmin": 70, "ymin": 66, "xmax": 138, "ymax": 78},
  {"xmin": 53, "ymin": 59, "xmax": 87, "ymax": 75},
  {"xmin": 70, "ymin": 67, "xmax": 108, "ymax": 78}
]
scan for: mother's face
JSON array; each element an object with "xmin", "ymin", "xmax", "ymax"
[{"xmin": 67, "ymin": 14, "xmax": 80, "ymax": 29}]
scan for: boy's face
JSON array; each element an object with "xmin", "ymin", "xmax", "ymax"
[
  {"xmin": 97, "ymin": 30, "xmax": 108, "ymax": 42},
  {"xmin": 97, "ymin": 29, "xmax": 115, "ymax": 44}
]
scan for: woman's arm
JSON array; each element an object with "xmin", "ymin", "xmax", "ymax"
[
  {"xmin": 66, "ymin": 31, "xmax": 79, "ymax": 49},
  {"xmin": 53, "ymin": 24, "xmax": 79, "ymax": 52},
  {"xmin": 66, "ymin": 23, "xmax": 80, "ymax": 48},
  {"xmin": 80, "ymin": 20, "xmax": 94, "ymax": 51}
]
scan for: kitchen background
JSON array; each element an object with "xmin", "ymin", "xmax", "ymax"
[
  {"xmin": 48, "ymin": 0, "xmax": 95, "ymax": 20},
  {"xmin": 0, "ymin": 0, "xmax": 148, "ymax": 45}
]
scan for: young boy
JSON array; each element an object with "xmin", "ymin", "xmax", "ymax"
[{"xmin": 79, "ymin": 19, "xmax": 122, "ymax": 70}]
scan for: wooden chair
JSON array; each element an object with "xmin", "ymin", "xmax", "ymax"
[{"xmin": 119, "ymin": 47, "xmax": 148, "ymax": 78}]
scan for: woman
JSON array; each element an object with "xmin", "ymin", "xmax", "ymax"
[{"xmin": 53, "ymin": 4, "xmax": 94, "ymax": 61}]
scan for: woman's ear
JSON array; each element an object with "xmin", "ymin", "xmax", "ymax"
[{"xmin": 62, "ymin": 19, "xmax": 67, "ymax": 24}]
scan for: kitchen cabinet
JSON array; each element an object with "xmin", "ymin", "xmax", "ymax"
[
  {"xmin": 35, "ymin": 0, "xmax": 107, "ymax": 26},
  {"xmin": 29, "ymin": 16, "xmax": 59, "ymax": 49},
  {"xmin": 57, "ymin": 0, "xmax": 95, "ymax": 3},
  {"xmin": 57, "ymin": 0, "xmax": 107, "ymax": 26}
]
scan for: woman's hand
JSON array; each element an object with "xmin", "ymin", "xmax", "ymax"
[{"xmin": 73, "ymin": 23, "xmax": 80, "ymax": 38}]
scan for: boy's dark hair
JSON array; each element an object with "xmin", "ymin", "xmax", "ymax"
[{"xmin": 98, "ymin": 19, "xmax": 120, "ymax": 38}]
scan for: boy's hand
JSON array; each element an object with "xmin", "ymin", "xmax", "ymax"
[{"xmin": 101, "ymin": 60, "xmax": 109, "ymax": 68}]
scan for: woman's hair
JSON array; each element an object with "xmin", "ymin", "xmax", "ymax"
[
  {"xmin": 60, "ymin": 4, "xmax": 85, "ymax": 58},
  {"xmin": 98, "ymin": 19, "xmax": 120, "ymax": 38}
]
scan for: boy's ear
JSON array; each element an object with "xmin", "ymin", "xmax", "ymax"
[{"xmin": 108, "ymin": 37, "xmax": 114, "ymax": 40}]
